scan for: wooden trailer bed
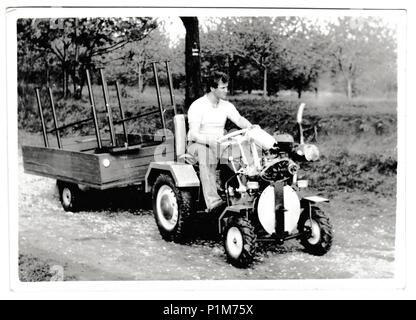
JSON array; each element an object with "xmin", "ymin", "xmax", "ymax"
[{"xmin": 22, "ymin": 135, "xmax": 174, "ymax": 190}]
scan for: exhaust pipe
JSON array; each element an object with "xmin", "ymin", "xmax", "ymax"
[{"xmin": 297, "ymin": 103, "xmax": 306, "ymax": 145}]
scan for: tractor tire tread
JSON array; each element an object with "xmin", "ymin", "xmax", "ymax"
[
  {"xmin": 225, "ymin": 216, "xmax": 257, "ymax": 268},
  {"xmin": 152, "ymin": 174, "xmax": 194, "ymax": 244},
  {"xmin": 298, "ymin": 206, "xmax": 333, "ymax": 256}
]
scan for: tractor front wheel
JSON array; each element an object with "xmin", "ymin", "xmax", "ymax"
[
  {"xmin": 298, "ymin": 206, "xmax": 333, "ymax": 256},
  {"xmin": 224, "ymin": 216, "xmax": 257, "ymax": 268}
]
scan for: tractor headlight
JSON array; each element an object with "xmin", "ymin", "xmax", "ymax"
[
  {"xmin": 297, "ymin": 180, "xmax": 309, "ymax": 188},
  {"xmin": 288, "ymin": 162, "xmax": 298, "ymax": 175},
  {"xmin": 247, "ymin": 181, "xmax": 259, "ymax": 190},
  {"xmin": 303, "ymin": 144, "xmax": 320, "ymax": 161}
]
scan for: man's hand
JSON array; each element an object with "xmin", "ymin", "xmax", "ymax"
[{"xmin": 248, "ymin": 124, "xmax": 260, "ymax": 130}]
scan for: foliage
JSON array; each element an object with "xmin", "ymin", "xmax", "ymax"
[
  {"xmin": 17, "ymin": 16, "xmax": 397, "ymax": 102},
  {"xmin": 282, "ymin": 20, "xmax": 330, "ymax": 98},
  {"xmin": 326, "ymin": 16, "xmax": 397, "ymax": 99},
  {"xmin": 200, "ymin": 17, "xmax": 291, "ymax": 96},
  {"xmin": 100, "ymin": 27, "xmax": 175, "ymax": 89},
  {"xmin": 17, "ymin": 17, "xmax": 158, "ymax": 98},
  {"xmin": 198, "ymin": 16, "xmax": 397, "ymax": 99}
]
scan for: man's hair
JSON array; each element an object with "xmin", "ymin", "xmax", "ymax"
[{"xmin": 207, "ymin": 71, "xmax": 229, "ymax": 92}]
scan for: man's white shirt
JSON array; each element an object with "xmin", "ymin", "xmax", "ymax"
[{"xmin": 187, "ymin": 94, "xmax": 242, "ymax": 141}]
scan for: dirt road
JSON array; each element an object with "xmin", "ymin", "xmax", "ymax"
[{"xmin": 17, "ymin": 150, "xmax": 396, "ymax": 281}]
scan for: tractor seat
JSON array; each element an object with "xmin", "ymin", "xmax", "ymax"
[{"xmin": 174, "ymin": 114, "xmax": 197, "ymax": 165}]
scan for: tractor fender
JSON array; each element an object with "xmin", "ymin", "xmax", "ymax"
[
  {"xmin": 145, "ymin": 161, "xmax": 200, "ymax": 193},
  {"xmin": 218, "ymin": 205, "xmax": 253, "ymax": 234},
  {"xmin": 301, "ymin": 196, "xmax": 329, "ymax": 205},
  {"xmin": 299, "ymin": 196, "xmax": 330, "ymax": 222}
]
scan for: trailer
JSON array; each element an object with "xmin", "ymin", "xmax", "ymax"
[{"xmin": 22, "ymin": 61, "xmax": 178, "ymax": 211}]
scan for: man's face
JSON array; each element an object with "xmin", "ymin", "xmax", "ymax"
[{"xmin": 211, "ymin": 80, "xmax": 228, "ymax": 100}]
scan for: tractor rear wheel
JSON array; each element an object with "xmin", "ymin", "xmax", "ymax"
[
  {"xmin": 152, "ymin": 174, "xmax": 194, "ymax": 243},
  {"xmin": 224, "ymin": 216, "xmax": 257, "ymax": 268}
]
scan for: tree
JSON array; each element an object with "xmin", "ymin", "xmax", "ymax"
[
  {"xmin": 202, "ymin": 17, "xmax": 278, "ymax": 97},
  {"xmin": 200, "ymin": 17, "xmax": 300, "ymax": 97},
  {"xmin": 238, "ymin": 17, "xmax": 276, "ymax": 98},
  {"xmin": 103, "ymin": 27, "xmax": 174, "ymax": 92},
  {"xmin": 201, "ymin": 17, "xmax": 243, "ymax": 95},
  {"xmin": 284, "ymin": 19, "xmax": 330, "ymax": 98},
  {"xmin": 326, "ymin": 16, "xmax": 396, "ymax": 99},
  {"xmin": 180, "ymin": 17, "xmax": 203, "ymax": 111},
  {"xmin": 17, "ymin": 17, "xmax": 157, "ymax": 98}
]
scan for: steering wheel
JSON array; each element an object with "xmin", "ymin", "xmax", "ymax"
[{"xmin": 217, "ymin": 128, "xmax": 250, "ymax": 144}]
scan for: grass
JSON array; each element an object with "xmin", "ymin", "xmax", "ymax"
[
  {"xmin": 230, "ymin": 90, "xmax": 397, "ymax": 116},
  {"xmin": 19, "ymin": 254, "xmax": 76, "ymax": 281},
  {"xmin": 319, "ymin": 133, "xmax": 397, "ymax": 158}
]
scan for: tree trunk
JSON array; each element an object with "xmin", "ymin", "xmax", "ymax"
[
  {"xmin": 228, "ymin": 55, "xmax": 236, "ymax": 96},
  {"xmin": 72, "ymin": 74, "xmax": 76, "ymax": 95},
  {"xmin": 45, "ymin": 58, "xmax": 50, "ymax": 87},
  {"xmin": 73, "ymin": 18, "xmax": 81, "ymax": 99},
  {"xmin": 263, "ymin": 66, "xmax": 267, "ymax": 98},
  {"xmin": 71, "ymin": 68, "xmax": 82, "ymax": 99},
  {"xmin": 62, "ymin": 66, "xmax": 67, "ymax": 98},
  {"xmin": 138, "ymin": 60, "xmax": 143, "ymax": 94},
  {"xmin": 347, "ymin": 78, "xmax": 352, "ymax": 100},
  {"xmin": 180, "ymin": 17, "xmax": 203, "ymax": 112},
  {"xmin": 62, "ymin": 45, "xmax": 67, "ymax": 98},
  {"xmin": 79, "ymin": 83, "xmax": 85, "ymax": 98},
  {"xmin": 65, "ymin": 69, "xmax": 70, "ymax": 97}
]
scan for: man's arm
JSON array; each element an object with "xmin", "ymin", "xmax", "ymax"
[
  {"xmin": 226, "ymin": 103, "xmax": 253, "ymax": 129},
  {"xmin": 234, "ymin": 116, "xmax": 252, "ymax": 129}
]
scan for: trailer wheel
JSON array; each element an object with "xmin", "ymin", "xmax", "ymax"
[
  {"xmin": 152, "ymin": 174, "xmax": 194, "ymax": 243},
  {"xmin": 224, "ymin": 217, "xmax": 257, "ymax": 268},
  {"xmin": 298, "ymin": 206, "xmax": 333, "ymax": 256},
  {"xmin": 57, "ymin": 181, "xmax": 82, "ymax": 212}
]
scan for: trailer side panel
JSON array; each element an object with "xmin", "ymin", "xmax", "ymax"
[
  {"xmin": 22, "ymin": 140, "xmax": 175, "ymax": 190},
  {"xmin": 22, "ymin": 145, "xmax": 101, "ymax": 185},
  {"xmin": 97, "ymin": 141, "xmax": 174, "ymax": 187}
]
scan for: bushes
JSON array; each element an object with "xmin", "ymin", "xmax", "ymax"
[
  {"xmin": 229, "ymin": 97, "xmax": 396, "ymax": 139},
  {"xmin": 302, "ymin": 152, "xmax": 397, "ymax": 196},
  {"xmin": 18, "ymin": 83, "xmax": 38, "ymax": 132},
  {"xmin": 228, "ymin": 95, "xmax": 398, "ymax": 196}
]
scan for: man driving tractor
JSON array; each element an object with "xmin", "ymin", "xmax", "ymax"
[
  {"xmin": 148, "ymin": 66, "xmax": 332, "ymax": 267},
  {"xmin": 186, "ymin": 71, "xmax": 254, "ymax": 214}
]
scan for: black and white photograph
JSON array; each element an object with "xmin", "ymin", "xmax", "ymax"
[{"xmin": 2, "ymin": 2, "xmax": 413, "ymax": 299}]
